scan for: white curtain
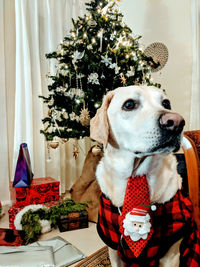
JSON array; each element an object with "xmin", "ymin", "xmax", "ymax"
[
  {"xmin": 13, "ymin": 0, "xmax": 91, "ymax": 194},
  {"xmin": 0, "ymin": 0, "xmax": 10, "ymax": 202},
  {"xmin": 190, "ymin": 0, "xmax": 200, "ymax": 129},
  {"xmin": 1, "ymin": 0, "xmax": 90, "ymax": 202}
]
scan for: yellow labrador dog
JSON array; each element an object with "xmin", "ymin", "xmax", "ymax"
[{"xmin": 89, "ymin": 85, "xmax": 197, "ymax": 266}]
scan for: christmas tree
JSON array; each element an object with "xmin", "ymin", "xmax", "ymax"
[{"xmin": 40, "ymin": 0, "xmax": 160, "ymax": 142}]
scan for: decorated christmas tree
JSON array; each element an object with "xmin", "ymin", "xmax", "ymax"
[{"xmin": 40, "ymin": 0, "xmax": 160, "ymax": 142}]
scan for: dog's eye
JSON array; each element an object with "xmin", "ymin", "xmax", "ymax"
[
  {"xmin": 122, "ymin": 99, "xmax": 138, "ymax": 111},
  {"xmin": 162, "ymin": 99, "xmax": 171, "ymax": 110}
]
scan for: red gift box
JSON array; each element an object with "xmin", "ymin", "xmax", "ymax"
[
  {"xmin": 10, "ymin": 177, "xmax": 60, "ymax": 205},
  {"xmin": 8, "ymin": 201, "xmax": 59, "ymax": 229}
]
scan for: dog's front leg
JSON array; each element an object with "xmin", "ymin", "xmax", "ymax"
[{"xmin": 108, "ymin": 247, "xmax": 124, "ymax": 267}]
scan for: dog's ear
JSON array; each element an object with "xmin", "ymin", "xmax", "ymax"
[{"xmin": 90, "ymin": 91, "xmax": 115, "ymax": 148}]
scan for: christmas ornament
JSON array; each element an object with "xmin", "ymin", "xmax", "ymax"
[
  {"xmin": 60, "ymin": 138, "xmax": 68, "ymax": 143},
  {"xmin": 72, "ymin": 50, "xmax": 85, "ymax": 64},
  {"xmin": 97, "ymin": 29, "xmax": 105, "ymax": 52},
  {"xmin": 110, "ymin": 32, "xmax": 116, "ymax": 40},
  {"xmin": 102, "ymin": 1, "xmax": 113, "ymax": 15},
  {"xmin": 73, "ymin": 145, "xmax": 79, "ymax": 159},
  {"xmin": 126, "ymin": 66, "xmax": 135, "ymax": 77},
  {"xmin": 114, "ymin": 35, "xmax": 125, "ymax": 49},
  {"xmin": 109, "ymin": 46, "xmax": 116, "ymax": 53},
  {"xmin": 62, "ymin": 109, "xmax": 69, "ymax": 119},
  {"xmin": 87, "ymin": 44, "xmax": 93, "ymax": 50},
  {"xmin": 56, "ymin": 87, "xmax": 61, "ymax": 92},
  {"xmin": 69, "ymin": 112, "xmax": 78, "ymax": 121},
  {"xmin": 60, "ymin": 86, "xmax": 67, "ymax": 92},
  {"xmin": 51, "ymin": 109, "xmax": 61, "ymax": 135},
  {"xmin": 79, "ymin": 108, "xmax": 90, "ymax": 126},
  {"xmin": 67, "ymin": 128, "xmax": 73, "ymax": 132},
  {"xmin": 144, "ymin": 42, "xmax": 168, "ymax": 72},
  {"xmin": 138, "ymin": 61, "xmax": 144, "ymax": 71},
  {"xmin": 91, "ymin": 145, "xmax": 102, "ymax": 156},
  {"xmin": 50, "ymin": 139, "xmax": 59, "ymax": 149},
  {"xmin": 110, "ymin": 63, "xmax": 119, "ymax": 74},
  {"xmin": 88, "ymin": 73, "xmax": 100, "ymax": 85},
  {"xmin": 101, "ymin": 54, "xmax": 112, "ymax": 66},
  {"xmin": 120, "ymin": 74, "xmax": 126, "ymax": 85},
  {"xmin": 133, "ymin": 53, "xmax": 138, "ymax": 61}
]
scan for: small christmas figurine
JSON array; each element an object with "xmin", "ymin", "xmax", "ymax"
[{"xmin": 123, "ymin": 205, "xmax": 151, "ymax": 242}]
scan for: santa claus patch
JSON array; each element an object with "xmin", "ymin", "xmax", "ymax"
[{"xmin": 123, "ymin": 204, "xmax": 152, "ymax": 242}]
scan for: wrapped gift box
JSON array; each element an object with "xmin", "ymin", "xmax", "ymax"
[
  {"xmin": 10, "ymin": 177, "xmax": 60, "ymax": 205},
  {"xmin": 57, "ymin": 210, "xmax": 88, "ymax": 232},
  {"xmin": 30, "ymin": 236, "xmax": 85, "ymax": 266},
  {"xmin": 0, "ymin": 246, "xmax": 55, "ymax": 266},
  {"xmin": 8, "ymin": 201, "xmax": 59, "ymax": 229}
]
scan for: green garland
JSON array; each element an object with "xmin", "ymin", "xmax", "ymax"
[{"xmin": 21, "ymin": 199, "xmax": 88, "ymax": 245}]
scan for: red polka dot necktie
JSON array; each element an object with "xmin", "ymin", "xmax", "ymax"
[{"xmin": 119, "ymin": 175, "xmax": 154, "ymax": 258}]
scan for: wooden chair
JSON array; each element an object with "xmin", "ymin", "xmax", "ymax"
[{"xmin": 182, "ymin": 130, "xmax": 200, "ymax": 231}]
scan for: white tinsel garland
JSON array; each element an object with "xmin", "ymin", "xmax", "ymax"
[{"xmin": 14, "ymin": 204, "xmax": 51, "ymax": 234}]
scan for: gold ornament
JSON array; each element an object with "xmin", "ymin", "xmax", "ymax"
[
  {"xmin": 49, "ymin": 139, "xmax": 59, "ymax": 149},
  {"xmin": 60, "ymin": 138, "xmax": 68, "ymax": 143},
  {"xmin": 80, "ymin": 108, "xmax": 90, "ymax": 126},
  {"xmin": 73, "ymin": 145, "xmax": 79, "ymax": 159},
  {"xmin": 109, "ymin": 47, "xmax": 116, "ymax": 53},
  {"xmin": 92, "ymin": 145, "xmax": 102, "ymax": 156},
  {"xmin": 102, "ymin": 15, "xmax": 108, "ymax": 21},
  {"xmin": 120, "ymin": 74, "xmax": 126, "ymax": 85}
]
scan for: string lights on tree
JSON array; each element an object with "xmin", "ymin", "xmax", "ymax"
[{"xmin": 40, "ymin": 0, "xmax": 160, "ymax": 149}]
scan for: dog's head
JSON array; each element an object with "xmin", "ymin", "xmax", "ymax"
[{"xmin": 90, "ymin": 85, "xmax": 185, "ymax": 156}]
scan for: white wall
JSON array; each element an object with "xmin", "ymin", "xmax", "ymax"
[{"xmin": 119, "ymin": 0, "xmax": 192, "ymax": 130}]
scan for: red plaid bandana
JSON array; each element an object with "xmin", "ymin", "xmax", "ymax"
[{"xmin": 119, "ymin": 175, "xmax": 153, "ymax": 257}]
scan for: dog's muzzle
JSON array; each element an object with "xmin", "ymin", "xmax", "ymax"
[{"xmin": 153, "ymin": 112, "xmax": 185, "ymax": 153}]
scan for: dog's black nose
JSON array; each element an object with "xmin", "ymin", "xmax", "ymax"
[{"xmin": 159, "ymin": 113, "xmax": 185, "ymax": 133}]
